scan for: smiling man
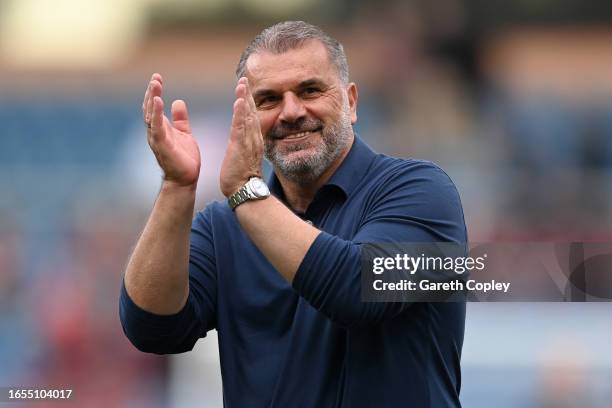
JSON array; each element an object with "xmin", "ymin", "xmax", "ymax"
[{"xmin": 120, "ymin": 21, "xmax": 467, "ymax": 407}]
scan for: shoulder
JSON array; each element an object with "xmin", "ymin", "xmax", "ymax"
[
  {"xmin": 367, "ymin": 155, "xmax": 461, "ymax": 200},
  {"xmin": 362, "ymin": 156, "xmax": 467, "ymax": 239},
  {"xmin": 361, "ymin": 155, "xmax": 468, "ymax": 242},
  {"xmin": 372, "ymin": 155, "xmax": 452, "ymax": 179}
]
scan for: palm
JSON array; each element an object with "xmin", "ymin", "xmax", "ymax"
[
  {"xmin": 143, "ymin": 74, "xmax": 201, "ymax": 186},
  {"xmin": 154, "ymin": 108, "xmax": 200, "ymax": 186}
]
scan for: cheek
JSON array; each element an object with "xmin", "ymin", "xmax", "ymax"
[
  {"xmin": 311, "ymin": 108, "xmax": 339, "ymax": 127},
  {"xmin": 257, "ymin": 112, "xmax": 275, "ymax": 136},
  {"xmin": 308, "ymin": 97, "xmax": 344, "ymax": 122}
]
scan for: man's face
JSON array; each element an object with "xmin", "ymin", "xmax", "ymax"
[{"xmin": 245, "ymin": 40, "xmax": 358, "ymax": 183}]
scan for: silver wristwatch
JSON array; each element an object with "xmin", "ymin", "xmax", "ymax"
[{"xmin": 228, "ymin": 177, "xmax": 271, "ymax": 210}]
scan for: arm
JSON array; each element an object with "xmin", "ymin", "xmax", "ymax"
[
  {"xmin": 293, "ymin": 163, "xmax": 467, "ymax": 327},
  {"xmin": 123, "ymin": 181, "xmax": 194, "ymax": 314},
  {"xmin": 239, "ymin": 164, "xmax": 467, "ymax": 328},
  {"xmin": 120, "ymin": 73, "xmax": 214, "ymax": 353},
  {"xmin": 120, "ymin": 207, "xmax": 218, "ymax": 354},
  {"xmin": 124, "ymin": 73, "xmax": 200, "ymax": 314},
  {"xmin": 235, "ymin": 196, "xmax": 320, "ymax": 282}
]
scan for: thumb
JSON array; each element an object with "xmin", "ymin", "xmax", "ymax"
[{"xmin": 171, "ymin": 99, "xmax": 191, "ymax": 133}]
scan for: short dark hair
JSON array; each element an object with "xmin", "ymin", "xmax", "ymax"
[{"xmin": 236, "ymin": 21, "xmax": 349, "ymax": 84}]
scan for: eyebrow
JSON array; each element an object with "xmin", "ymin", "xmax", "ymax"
[
  {"xmin": 296, "ymin": 78, "xmax": 327, "ymax": 89},
  {"xmin": 252, "ymin": 78, "xmax": 328, "ymax": 100}
]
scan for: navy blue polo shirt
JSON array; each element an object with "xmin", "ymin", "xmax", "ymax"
[{"xmin": 120, "ymin": 136, "xmax": 467, "ymax": 407}]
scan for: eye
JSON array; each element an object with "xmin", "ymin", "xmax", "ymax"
[
  {"xmin": 256, "ymin": 95, "xmax": 281, "ymax": 108},
  {"xmin": 302, "ymin": 87, "xmax": 321, "ymax": 97}
]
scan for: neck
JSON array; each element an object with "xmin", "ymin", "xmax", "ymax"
[{"xmin": 276, "ymin": 136, "xmax": 354, "ymax": 214}]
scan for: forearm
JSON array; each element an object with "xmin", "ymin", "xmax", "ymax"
[
  {"xmin": 124, "ymin": 181, "xmax": 196, "ymax": 314},
  {"xmin": 234, "ymin": 198, "xmax": 401, "ymax": 328},
  {"xmin": 235, "ymin": 196, "xmax": 320, "ymax": 283}
]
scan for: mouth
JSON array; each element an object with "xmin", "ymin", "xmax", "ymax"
[{"xmin": 277, "ymin": 128, "xmax": 322, "ymax": 142}]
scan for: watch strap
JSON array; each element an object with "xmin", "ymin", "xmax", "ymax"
[{"xmin": 228, "ymin": 184, "xmax": 252, "ymax": 210}]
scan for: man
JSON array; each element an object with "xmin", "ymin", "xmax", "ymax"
[{"xmin": 120, "ymin": 21, "xmax": 467, "ymax": 407}]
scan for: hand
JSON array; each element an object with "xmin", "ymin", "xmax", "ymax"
[
  {"xmin": 219, "ymin": 77, "xmax": 264, "ymax": 197},
  {"xmin": 142, "ymin": 73, "xmax": 201, "ymax": 187}
]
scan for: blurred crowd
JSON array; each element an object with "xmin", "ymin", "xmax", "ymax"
[{"xmin": 1, "ymin": 0, "xmax": 612, "ymax": 406}]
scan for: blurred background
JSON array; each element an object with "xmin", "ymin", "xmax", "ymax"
[{"xmin": 1, "ymin": 0, "xmax": 612, "ymax": 406}]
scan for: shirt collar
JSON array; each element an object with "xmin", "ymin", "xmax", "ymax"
[{"xmin": 268, "ymin": 135, "xmax": 377, "ymax": 200}]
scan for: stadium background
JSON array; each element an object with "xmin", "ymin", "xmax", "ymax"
[{"xmin": 1, "ymin": 0, "xmax": 612, "ymax": 406}]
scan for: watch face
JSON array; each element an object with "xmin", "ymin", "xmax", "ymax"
[{"xmin": 249, "ymin": 178, "xmax": 270, "ymax": 197}]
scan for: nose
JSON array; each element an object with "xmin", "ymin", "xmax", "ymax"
[{"xmin": 278, "ymin": 92, "xmax": 306, "ymax": 124}]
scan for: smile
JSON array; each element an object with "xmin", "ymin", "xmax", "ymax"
[
  {"xmin": 280, "ymin": 128, "xmax": 321, "ymax": 141},
  {"xmin": 286, "ymin": 131, "xmax": 312, "ymax": 139}
]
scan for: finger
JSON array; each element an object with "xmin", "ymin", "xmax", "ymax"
[
  {"xmin": 143, "ymin": 73, "xmax": 163, "ymax": 122},
  {"xmin": 234, "ymin": 81, "xmax": 250, "ymax": 128},
  {"xmin": 171, "ymin": 100, "xmax": 191, "ymax": 134},
  {"xmin": 242, "ymin": 77, "xmax": 257, "ymax": 114},
  {"xmin": 236, "ymin": 79, "xmax": 261, "ymax": 149},
  {"xmin": 152, "ymin": 72, "xmax": 163, "ymax": 85},
  {"xmin": 142, "ymin": 83, "xmax": 150, "ymax": 121},
  {"xmin": 150, "ymin": 96, "xmax": 165, "ymax": 140},
  {"xmin": 230, "ymin": 97, "xmax": 246, "ymax": 143},
  {"xmin": 235, "ymin": 80, "xmax": 246, "ymax": 99},
  {"xmin": 147, "ymin": 79, "xmax": 162, "ymax": 124}
]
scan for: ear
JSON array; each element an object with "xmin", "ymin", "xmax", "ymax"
[{"xmin": 346, "ymin": 82, "xmax": 358, "ymax": 124}]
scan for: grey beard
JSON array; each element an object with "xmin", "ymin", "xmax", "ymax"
[{"xmin": 265, "ymin": 112, "xmax": 353, "ymax": 184}]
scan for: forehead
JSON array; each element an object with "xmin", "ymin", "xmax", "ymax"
[{"xmin": 245, "ymin": 40, "xmax": 337, "ymax": 89}]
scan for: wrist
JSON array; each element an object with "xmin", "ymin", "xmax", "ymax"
[
  {"xmin": 160, "ymin": 179, "xmax": 198, "ymax": 195},
  {"xmin": 227, "ymin": 176, "xmax": 270, "ymax": 210},
  {"xmin": 221, "ymin": 173, "xmax": 262, "ymax": 198},
  {"xmin": 223, "ymin": 181, "xmax": 248, "ymax": 198}
]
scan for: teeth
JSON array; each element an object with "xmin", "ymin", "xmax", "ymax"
[{"xmin": 286, "ymin": 131, "xmax": 311, "ymax": 139}]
